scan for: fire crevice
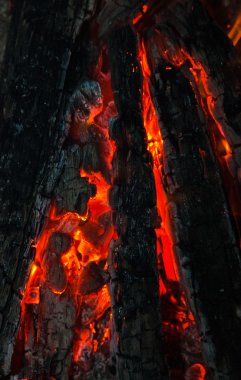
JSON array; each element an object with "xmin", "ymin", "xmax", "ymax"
[{"xmin": 139, "ymin": 38, "xmax": 206, "ymax": 379}]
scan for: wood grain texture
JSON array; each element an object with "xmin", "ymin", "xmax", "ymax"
[
  {"xmin": 0, "ymin": 0, "xmax": 96, "ymax": 374},
  {"xmin": 108, "ymin": 26, "xmax": 169, "ymax": 380},
  {"xmin": 143, "ymin": 2, "xmax": 241, "ymax": 374}
]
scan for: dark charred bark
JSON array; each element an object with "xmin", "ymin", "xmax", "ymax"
[
  {"xmin": 97, "ymin": 0, "xmax": 148, "ymax": 37},
  {"xmin": 144, "ymin": 0, "xmax": 241, "ymax": 241},
  {"xmin": 137, "ymin": 0, "xmax": 241, "ymax": 377},
  {"xmin": 201, "ymin": 0, "xmax": 240, "ymax": 32},
  {"xmin": 1, "ymin": 0, "xmax": 241, "ymax": 379},
  {"xmin": 146, "ymin": 49, "xmax": 241, "ymax": 379},
  {"xmin": 108, "ymin": 26, "xmax": 168, "ymax": 380},
  {"xmin": 0, "ymin": 0, "xmax": 10, "ymax": 66},
  {"xmin": 0, "ymin": 0, "xmax": 96, "ymax": 375}
]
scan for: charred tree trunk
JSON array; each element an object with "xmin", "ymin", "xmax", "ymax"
[
  {"xmin": 149, "ymin": 59, "xmax": 241, "ymax": 379},
  {"xmin": 108, "ymin": 26, "xmax": 168, "ymax": 380},
  {"xmin": 140, "ymin": 0, "xmax": 241, "ymax": 377},
  {"xmin": 0, "ymin": 0, "xmax": 96, "ymax": 375},
  {"xmin": 144, "ymin": 0, "xmax": 241, "ymax": 237}
]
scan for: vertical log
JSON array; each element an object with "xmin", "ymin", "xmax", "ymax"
[
  {"xmin": 0, "ymin": 0, "xmax": 96, "ymax": 374},
  {"xmin": 148, "ymin": 58, "xmax": 241, "ymax": 378},
  {"xmin": 145, "ymin": 0, "xmax": 241, "ymax": 242},
  {"xmin": 11, "ymin": 76, "xmax": 115, "ymax": 379},
  {"xmin": 108, "ymin": 26, "xmax": 168, "ymax": 380}
]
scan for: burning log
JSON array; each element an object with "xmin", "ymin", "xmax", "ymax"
[
  {"xmin": 108, "ymin": 25, "xmax": 168, "ymax": 380},
  {"xmin": 9, "ymin": 72, "xmax": 115, "ymax": 378},
  {"xmin": 1, "ymin": 0, "xmax": 241, "ymax": 379},
  {"xmin": 0, "ymin": 0, "xmax": 98, "ymax": 374},
  {"xmin": 144, "ymin": 51, "xmax": 241, "ymax": 377},
  {"xmin": 143, "ymin": 0, "xmax": 241, "ymax": 245},
  {"xmin": 138, "ymin": 31, "xmax": 205, "ymax": 378}
]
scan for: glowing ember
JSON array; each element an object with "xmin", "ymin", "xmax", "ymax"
[
  {"xmin": 174, "ymin": 49, "xmax": 241, "ymax": 246},
  {"xmin": 228, "ymin": 9, "xmax": 241, "ymax": 46},
  {"xmin": 139, "ymin": 40, "xmax": 179, "ymax": 288},
  {"xmin": 139, "ymin": 38, "xmax": 204, "ymax": 377},
  {"xmin": 12, "ymin": 26, "xmax": 212, "ymax": 379},
  {"xmin": 13, "ymin": 76, "xmax": 116, "ymax": 378},
  {"xmin": 185, "ymin": 363, "xmax": 206, "ymax": 380},
  {"xmin": 133, "ymin": 4, "xmax": 149, "ymax": 25}
]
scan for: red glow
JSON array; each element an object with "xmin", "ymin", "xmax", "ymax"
[
  {"xmin": 15, "ymin": 75, "xmax": 116, "ymax": 374},
  {"xmin": 133, "ymin": 4, "xmax": 149, "ymax": 25},
  {"xmin": 186, "ymin": 363, "xmax": 206, "ymax": 379},
  {"xmin": 24, "ymin": 285, "xmax": 40, "ymax": 305},
  {"xmin": 185, "ymin": 52, "xmax": 232, "ymax": 149},
  {"xmin": 228, "ymin": 11, "xmax": 241, "ymax": 46},
  {"xmin": 175, "ymin": 49, "xmax": 241, "ymax": 247},
  {"xmin": 139, "ymin": 39, "xmax": 203, "ymax": 376},
  {"xmin": 139, "ymin": 40, "xmax": 179, "ymax": 287},
  {"xmin": 20, "ymin": 169, "xmax": 113, "ymax": 355},
  {"xmin": 12, "ymin": 33, "xmax": 211, "ymax": 378}
]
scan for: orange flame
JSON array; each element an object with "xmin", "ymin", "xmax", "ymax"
[
  {"xmin": 139, "ymin": 40, "xmax": 179, "ymax": 288},
  {"xmin": 133, "ymin": 4, "xmax": 149, "ymax": 25},
  {"xmin": 229, "ymin": 9, "xmax": 241, "ymax": 46}
]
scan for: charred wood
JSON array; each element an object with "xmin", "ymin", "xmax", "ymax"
[
  {"xmin": 0, "ymin": 0, "xmax": 96, "ymax": 374},
  {"xmin": 10, "ymin": 76, "xmax": 114, "ymax": 379},
  {"xmin": 98, "ymin": 0, "xmax": 148, "ymax": 37},
  {"xmin": 148, "ymin": 58, "xmax": 241, "ymax": 378},
  {"xmin": 108, "ymin": 25, "xmax": 168, "ymax": 380},
  {"xmin": 144, "ymin": 0, "xmax": 241, "ymax": 243}
]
